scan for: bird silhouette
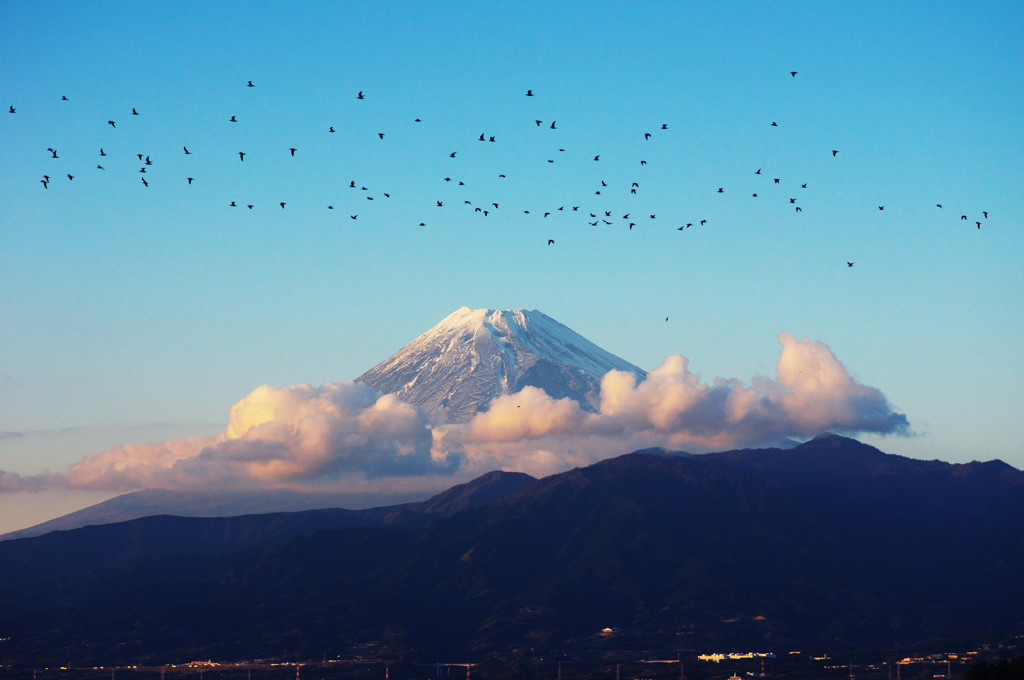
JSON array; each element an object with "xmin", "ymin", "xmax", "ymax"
[
  {"xmin": 350, "ymin": 214, "xmax": 358, "ymax": 219},
  {"xmin": 661, "ymin": 124, "xmax": 668, "ymax": 129},
  {"xmin": 547, "ymin": 239, "xmax": 555, "ymax": 245},
  {"xmin": 329, "ymin": 126, "xmax": 335, "ymax": 132},
  {"xmin": 99, "ymin": 148, "xmax": 106, "ymax": 156},
  {"xmin": 832, "ymin": 150, "xmax": 838, "ymax": 156},
  {"xmin": 755, "ymin": 168, "xmax": 761, "ymax": 174},
  {"xmin": 238, "ymin": 152, "xmax": 245, "ymax": 161},
  {"xmin": 65, "ymin": 173, "xmax": 74, "ymax": 181},
  {"xmin": 961, "ymin": 215, "xmax": 967, "ymax": 220},
  {"xmin": 878, "ymin": 206, "xmax": 885, "ymax": 210},
  {"xmin": 983, "ymin": 211, "xmax": 989, "ymax": 218},
  {"xmin": 976, "ymin": 222, "xmax": 981, "ymax": 229},
  {"xmin": 280, "ymin": 202, "xmax": 286, "ymax": 208},
  {"xmin": 289, "ymin": 148, "xmax": 297, "ymax": 156},
  {"xmin": 847, "ymin": 261, "xmax": 854, "ymax": 267},
  {"xmin": 357, "ymin": 91, "xmax": 364, "ymax": 99},
  {"xmin": 7, "ymin": 106, "xmax": 13, "ymax": 113},
  {"xmin": 230, "ymin": 201, "xmax": 236, "ymax": 207},
  {"xmin": 187, "ymin": 177, "xmax": 194, "ymax": 184},
  {"xmin": 378, "ymin": 133, "xmax": 385, "ymax": 139},
  {"xmin": 140, "ymin": 177, "xmax": 147, "ymax": 186},
  {"xmin": 644, "ymin": 133, "xmax": 651, "ymax": 140},
  {"xmin": 526, "ymin": 90, "xmax": 534, "ymax": 96},
  {"xmin": 247, "ymin": 81, "xmax": 254, "ymax": 87},
  {"xmin": 97, "ymin": 164, "xmax": 104, "ymax": 170},
  {"xmin": 183, "ymin": 146, "xmax": 191, "ymax": 154},
  {"xmin": 550, "ymin": 121, "xmax": 556, "ymax": 129},
  {"xmin": 771, "ymin": 121, "xmax": 778, "ymax": 126},
  {"xmin": 132, "ymin": 108, "xmax": 138, "ymax": 115},
  {"xmin": 230, "ymin": 115, "xmax": 237, "ymax": 122},
  {"xmin": 717, "ymin": 188, "xmax": 724, "ymax": 193},
  {"xmin": 108, "ymin": 120, "xmax": 116, "ymax": 127},
  {"xmin": 593, "ymin": 155, "xmax": 600, "ymax": 161},
  {"xmin": 791, "ymin": 71, "xmax": 798, "ymax": 77}
]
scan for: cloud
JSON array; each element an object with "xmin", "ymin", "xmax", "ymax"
[{"xmin": 0, "ymin": 334, "xmax": 908, "ymax": 494}]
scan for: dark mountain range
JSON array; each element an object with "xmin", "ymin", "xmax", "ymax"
[{"xmin": 0, "ymin": 436, "xmax": 1021, "ymax": 667}]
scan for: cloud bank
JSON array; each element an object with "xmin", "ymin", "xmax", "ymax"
[{"xmin": 1, "ymin": 333, "xmax": 908, "ymax": 493}]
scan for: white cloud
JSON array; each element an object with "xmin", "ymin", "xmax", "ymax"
[{"xmin": 0, "ymin": 334, "xmax": 908, "ymax": 494}]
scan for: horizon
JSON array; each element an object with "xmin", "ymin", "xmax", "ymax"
[{"xmin": 2, "ymin": 2, "xmax": 1022, "ymax": 534}]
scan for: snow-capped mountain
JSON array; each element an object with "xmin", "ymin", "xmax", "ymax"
[{"xmin": 357, "ymin": 307, "xmax": 647, "ymax": 424}]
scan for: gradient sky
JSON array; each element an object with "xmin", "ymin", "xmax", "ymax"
[{"xmin": 2, "ymin": 1, "xmax": 1022, "ymax": 534}]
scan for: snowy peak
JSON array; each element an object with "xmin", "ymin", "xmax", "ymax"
[{"xmin": 357, "ymin": 307, "xmax": 646, "ymax": 424}]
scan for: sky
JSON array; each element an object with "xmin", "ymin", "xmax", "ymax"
[{"xmin": 1, "ymin": 1, "xmax": 1022, "ymax": 534}]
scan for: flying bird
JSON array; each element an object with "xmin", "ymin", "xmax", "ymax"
[
  {"xmin": 140, "ymin": 177, "xmax": 147, "ymax": 186},
  {"xmin": 357, "ymin": 91, "xmax": 364, "ymax": 100},
  {"xmin": 238, "ymin": 152, "xmax": 245, "ymax": 161},
  {"xmin": 289, "ymin": 148, "xmax": 296, "ymax": 156},
  {"xmin": 550, "ymin": 121, "xmax": 556, "ymax": 129},
  {"xmin": 186, "ymin": 177, "xmax": 194, "ymax": 184},
  {"xmin": 771, "ymin": 121, "xmax": 778, "ymax": 126},
  {"xmin": 183, "ymin": 146, "xmax": 191, "ymax": 154},
  {"xmin": 329, "ymin": 126, "xmax": 335, "ymax": 132},
  {"xmin": 526, "ymin": 89, "xmax": 534, "ymax": 96},
  {"xmin": 878, "ymin": 206, "xmax": 885, "ymax": 210},
  {"xmin": 108, "ymin": 120, "xmax": 116, "ymax": 127},
  {"xmin": 7, "ymin": 106, "xmax": 13, "ymax": 113},
  {"xmin": 132, "ymin": 108, "xmax": 138, "ymax": 115},
  {"xmin": 378, "ymin": 133, "xmax": 385, "ymax": 139},
  {"xmin": 832, "ymin": 150, "xmax": 839, "ymax": 156},
  {"xmin": 547, "ymin": 239, "xmax": 555, "ymax": 245},
  {"xmin": 280, "ymin": 202, "xmax": 286, "ymax": 208},
  {"xmin": 983, "ymin": 211, "xmax": 989, "ymax": 218},
  {"xmin": 847, "ymin": 261, "xmax": 855, "ymax": 267},
  {"xmin": 67, "ymin": 174, "xmax": 73, "ymax": 181},
  {"xmin": 791, "ymin": 71, "xmax": 798, "ymax": 77},
  {"xmin": 229, "ymin": 115, "xmax": 237, "ymax": 122},
  {"xmin": 247, "ymin": 80, "xmax": 254, "ymax": 87},
  {"xmin": 96, "ymin": 164, "xmax": 104, "ymax": 170}
]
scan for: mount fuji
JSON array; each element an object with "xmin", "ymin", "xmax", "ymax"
[{"xmin": 357, "ymin": 306, "xmax": 647, "ymax": 424}]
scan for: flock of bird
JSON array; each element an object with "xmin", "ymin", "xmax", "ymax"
[{"xmin": 9, "ymin": 73, "xmax": 991, "ymax": 261}]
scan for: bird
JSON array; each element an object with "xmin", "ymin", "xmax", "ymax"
[
  {"xmin": 700, "ymin": 219, "xmax": 707, "ymax": 226},
  {"xmin": 247, "ymin": 204, "xmax": 254, "ymax": 209},
  {"xmin": 665, "ymin": 317, "xmax": 669, "ymax": 321},
  {"xmin": 771, "ymin": 121, "xmax": 778, "ymax": 126},
  {"xmin": 187, "ymin": 177, "xmax": 194, "ymax": 184},
  {"xmin": 801, "ymin": 183, "xmax": 808, "ymax": 188},
  {"xmin": 791, "ymin": 71, "xmax": 798, "ymax": 77},
  {"xmin": 108, "ymin": 120, "xmax": 116, "ymax": 127},
  {"xmin": 795, "ymin": 206, "xmax": 802, "ymax": 212},
  {"xmin": 593, "ymin": 155, "xmax": 600, "ymax": 161},
  {"xmin": 7, "ymin": 106, "xmax": 13, "ymax": 113},
  {"xmin": 437, "ymin": 201, "xmax": 443, "ymax": 207},
  {"xmin": 67, "ymin": 174, "xmax": 74, "ymax": 181},
  {"xmin": 547, "ymin": 239, "xmax": 555, "ymax": 245},
  {"xmin": 247, "ymin": 80, "xmax": 254, "ymax": 87},
  {"xmin": 99, "ymin": 148, "xmax": 106, "ymax": 156},
  {"xmin": 661, "ymin": 124, "xmax": 668, "ymax": 129},
  {"xmin": 280, "ymin": 202, "xmax": 286, "ymax": 208},
  {"xmin": 230, "ymin": 115, "xmax": 237, "ymax": 122},
  {"xmin": 230, "ymin": 201, "xmax": 237, "ymax": 207},
  {"xmin": 644, "ymin": 133, "xmax": 651, "ymax": 140},
  {"xmin": 832, "ymin": 150, "xmax": 839, "ymax": 156},
  {"xmin": 755, "ymin": 168, "xmax": 761, "ymax": 174},
  {"xmin": 976, "ymin": 221, "xmax": 982, "ymax": 229},
  {"xmin": 144, "ymin": 156, "xmax": 152, "ymax": 165},
  {"xmin": 961, "ymin": 215, "xmax": 968, "ymax": 220},
  {"xmin": 983, "ymin": 211, "xmax": 989, "ymax": 218},
  {"xmin": 96, "ymin": 164, "xmax": 104, "ymax": 170},
  {"xmin": 773, "ymin": 178, "xmax": 780, "ymax": 184},
  {"xmin": 378, "ymin": 133, "xmax": 385, "ymax": 139},
  {"xmin": 535, "ymin": 120, "xmax": 543, "ymax": 126},
  {"xmin": 526, "ymin": 89, "xmax": 534, "ymax": 96},
  {"xmin": 479, "ymin": 133, "xmax": 486, "ymax": 141},
  {"xmin": 878, "ymin": 206, "xmax": 885, "ymax": 210},
  {"xmin": 40, "ymin": 178, "xmax": 48, "ymax": 189},
  {"xmin": 140, "ymin": 177, "xmax": 147, "ymax": 186},
  {"xmin": 489, "ymin": 136, "xmax": 495, "ymax": 142},
  {"xmin": 238, "ymin": 152, "xmax": 245, "ymax": 161},
  {"xmin": 357, "ymin": 91, "xmax": 364, "ymax": 100},
  {"xmin": 132, "ymin": 108, "xmax": 138, "ymax": 115},
  {"xmin": 847, "ymin": 261, "xmax": 854, "ymax": 267},
  {"xmin": 790, "ymin": 198, "xmax": 796, "ymax": 203},
  {"xmin": 137, "ymin": 154, "xmax": 144, "ymax": 160},
  {"xmin": 350, "ymin": 215, "xmax": 358, "ymax": 220},
  {"xmin": 289, "ymin": 148, "xmax": 297, "ymax": 156},
  {"xmin": 329, "ymin": 126, "xmax": 335, "ymax": 133},
  {"xmin": 450, "ymin": 152, "xmax": 457, "ymax": 158},
  {"xmin": 717, "ymin": 188, "xmax": 724, "ymax": 193},
  {"xmin": 48, "ymin": 148, "xmax": 58, "ymax": 158},
  {"xmin": 550, "ymin": 121, "xmax": 556, "ymax": 129},
  {"xmin": 752, "ymin": 193, "xmax": 758, "ymax": 198},
  {"xmin": 184, "ymin": 146, "xmax": 191, "ymax": 154},
  {"xmin": 327, "ymin": 205, "xmax": 333, "ymax": 210},
  {"xmin": 640, "ymin": 160, "xmax": 647, "ymax": 165}
]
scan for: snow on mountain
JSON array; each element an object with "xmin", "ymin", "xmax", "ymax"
[{"xmin": 357, "ymin": 307, "xmax": 647, "ymax": 424}]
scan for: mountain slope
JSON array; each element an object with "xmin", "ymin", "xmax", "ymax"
[
  {"xmin": 0, "ymin": 437, "xmax": 1020, "ymax": 666},
  {"xmin": 357, "ymin": 306, "xmax": 647, "ymax": 424}
]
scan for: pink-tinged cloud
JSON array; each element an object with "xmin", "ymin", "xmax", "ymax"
[{"xmin": 0, "ymin": 334, "xmax": 908, "ymax": 493}]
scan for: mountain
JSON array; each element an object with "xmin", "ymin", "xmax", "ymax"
[
  {"xmin": 0, "ymin": 487, "xmax": 438, "ymax": 542},
  {"xmin": 1, "ymin": 436, "xmax": 1020, "ymax": 667},
  {"xmin": 357, "ymin": 306, "xmax": 647, "ymax": 424}
]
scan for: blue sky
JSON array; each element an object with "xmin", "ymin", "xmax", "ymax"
[{"xmin": 1, "ymin": 1, "xmax": 1022, "ymax": 533}]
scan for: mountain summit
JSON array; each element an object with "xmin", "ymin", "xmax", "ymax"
[{"xmin": 357, "ymin": 307, "xmax": 646, "ymax": 424}]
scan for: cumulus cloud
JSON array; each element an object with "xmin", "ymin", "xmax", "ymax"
[{"xmin": 0, "ymin": 334, "xmax": 908, "ymax": 494}]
